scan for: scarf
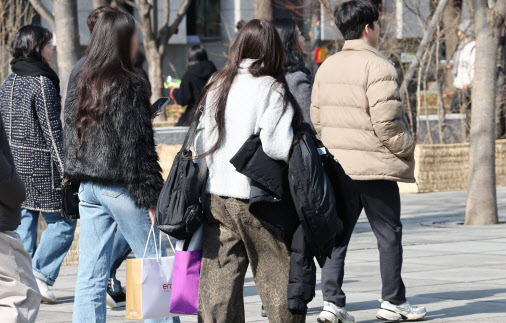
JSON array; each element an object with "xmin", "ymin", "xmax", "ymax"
[{"xmin": 10, "ymin": 57, "xmax": 60, "ymax": 94}]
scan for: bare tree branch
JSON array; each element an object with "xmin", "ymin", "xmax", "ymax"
[
  {"xmin": 400, "ymin": 0, "xmax": 449, "ymax": 105},
  {"xmin": 157, "ymin": 0, "xmax": 192, "ymax": 53},
  {"xmin": 401, "ymin": 0, "xmax": 428, "ymax": 30},
  {"xmin": 163, "ymin": 0, "xmax": 170, "ymax": 26},
  {"xmin": 494, "ymin": 0, "xmax": 506, "ymax": 18},
  {"xmin": 28, "ymin": 0, "xmax": 54, "ymax": 28},
  {"xmin": 134, "ymin": 0, "xmax": 156, "ymax": 49},
  {"xmin": 111, "ymin": 0, "xmax": 142, "ymax": 25}
]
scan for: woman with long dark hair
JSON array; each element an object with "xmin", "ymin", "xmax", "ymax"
[
  {"xmin": 63, "ymin": 11, "xmax": 178, "ymax": 323},
  {"xmin": 0, "ymin": 25, "xmax": 76, "ymax": 304},
  {"xmin": 171, "ymin": 45, "xmax": 217, "ymax": 126},
  {"xmin": 272, "ymin": 18, "xmax": 313, "ymax": 126},
  {"xmin": 194, "ymin": 19, "xmax": 305, "ymax": 322}
]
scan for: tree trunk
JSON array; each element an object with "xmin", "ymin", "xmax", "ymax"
[
  {"xmin": 400, "ymin": 0, "xmax": 448, "ymax": 102},
  {"xmin": 496, "ymin": 37, "xmax": 505, "ymax": 139},
  {"xmin": 53, "ymin": 0, "xmax": 80, "ymax": 102},
  {"xmin": 146, "ymin": 47, "xmax": 164, "ymax": 118},
  {"xmin": 92, "ymin": 0, "xmax": 112, "ymax": 8},
  {"xmin": 464, "ymin": 0, "xmax": 506, "ymax": 225},
  {"xmin": 253, "ymin": 0, "xmax": 272, "ymax": 20}
]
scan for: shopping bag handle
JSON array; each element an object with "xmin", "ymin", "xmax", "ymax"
[
  {"xmin": 166, "ymin": 234, "xmax": 176, "ymax": 253},
  {"xmin": 142, "ymin": 226, "xmax": 161, "ymax": 260}
]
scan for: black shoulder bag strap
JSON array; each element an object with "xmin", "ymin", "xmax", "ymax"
[{"xmin": 181, "ymin": 105, "xmax": 208, "ymax": 252}]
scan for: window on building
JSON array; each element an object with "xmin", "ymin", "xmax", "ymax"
[{"xmin": 187, "ymin": 0, "xmax": 221, "ymax": 41}]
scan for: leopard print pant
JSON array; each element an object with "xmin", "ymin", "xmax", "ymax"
[{"xmin": 198, "ymin": 194, "xmax": 305, "ymax": 323}]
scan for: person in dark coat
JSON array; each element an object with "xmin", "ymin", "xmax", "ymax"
[
  {"xmin": 0, "ymin": 114, "xmax": 42, "ymax": 322},
  {"xmin": 272, "ymin": 18, "xmax": 313, "ymax": 128},
  {"xmin": 63, "ymin": 11, "xmax": 178, "ymax": 323},
  {"xmin": 171, "ymin": 45, "xmax": 217, "ymax": 126},
  {"xmin": 0, "ymin": 25, "xmax": 77, "ymax": 304}
]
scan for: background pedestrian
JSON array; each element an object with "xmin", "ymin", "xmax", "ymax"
[{"xmin": 171, "ymin": 45, "xmax": 217, "ymax": 126}]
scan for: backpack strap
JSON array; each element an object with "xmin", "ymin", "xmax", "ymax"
[{"xmin": 181, "ymin": 105, "xmax": 204, "ymax": 151}]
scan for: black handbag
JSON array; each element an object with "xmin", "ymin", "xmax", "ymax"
[
  {"xmin": 155, "ymin": 110, "xmax": 208, "ymax": 240},
  {"xmin": 61, "ymin": 180, "xmax": 80, "ymax": 220}
]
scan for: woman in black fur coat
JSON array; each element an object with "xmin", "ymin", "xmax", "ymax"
[{"xmin": 63, "ymin": 11, "xmax": 178, "ymax": 323}]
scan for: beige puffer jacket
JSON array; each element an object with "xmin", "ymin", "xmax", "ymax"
[{"xmin": 311, "ymin": 39, "xmax": 416, "ymax": 183}]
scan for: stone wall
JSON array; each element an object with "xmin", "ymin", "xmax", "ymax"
[
  {"xmin": 156, "ymin": 142, "xmax": 506, "ymax": 194},
  {"xmin": 413, "ymin": 140, "xmax": 506, "ymax": 192}
]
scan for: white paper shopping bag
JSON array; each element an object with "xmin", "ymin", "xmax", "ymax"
[{"xmin": 126, "ymin": 227, "xmax": 178, "ymax": 319}]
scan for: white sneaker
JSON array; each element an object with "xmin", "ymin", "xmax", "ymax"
[
  {"xmin": 376, "ymin": 299, "xmax": 427, "ymax": 321},
  {"xmin": 36, "ymin": 278, "xmax": 57, "ymax": 303},
  {"xmin": 317, "ymin": 301, "xmax": 356, "ymax": 323}
]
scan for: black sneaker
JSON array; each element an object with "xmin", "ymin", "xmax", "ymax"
[{"xmin": 106, "ymin": 279, "xmax": 126, "ymax": 308}]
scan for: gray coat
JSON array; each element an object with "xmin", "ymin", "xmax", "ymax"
[
  {"xmin": 286, "ymin": 69, "xmax": 313, "ymax": 127},
  {"xmin": 0, "ymin": 74, "xmax": 64, "ymax": 212},
  {"xmin": 0, "ymin": 114, "xmax": 26, "ymax": 231}
]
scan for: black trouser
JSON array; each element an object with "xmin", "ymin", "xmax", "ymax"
[{"xmin": 321, "ymin": 180, "xmax": 406, "ymax": 307}]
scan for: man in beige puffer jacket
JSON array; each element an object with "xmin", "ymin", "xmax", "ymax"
[{"xmin": 312, "ymin": 1, "xmax": 426, "ymax": 323}]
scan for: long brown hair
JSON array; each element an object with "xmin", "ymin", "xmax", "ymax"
[
  {"xmin": 194, "ymin": 19, "xmax": 303, "ymax": 158},
  {"xmin": 76, "ymin": 11, "xmax": 142, "ymax": 154}
]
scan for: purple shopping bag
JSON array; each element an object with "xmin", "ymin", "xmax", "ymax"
[{"xmin": 169, "ymin": 249, "xmax": 202, "ymax": 314}]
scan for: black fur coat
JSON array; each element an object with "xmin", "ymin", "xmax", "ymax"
[{"xmin": 63, "ymin": 76, "xmax": 163, "ymax": 209}]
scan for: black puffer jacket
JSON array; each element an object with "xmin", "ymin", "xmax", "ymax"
[
  {"xmin": 230, "ymin": 135, "xmax": 298, "ymax": 245},
  {"xmin": 288, "ymin": 129, "xmax": 344, "ymax": 267},
  {"xmin": 231, "ymin": 127, "xmax": 354, "ymax": 314},
  {"xmin": 63, "ymin": 76, "xmax": 163, "ymax": 209}
]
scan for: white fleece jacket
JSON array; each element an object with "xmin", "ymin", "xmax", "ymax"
[
  {"xmin": 195, "ymin": 59, "xmax": 294, "ymax": 199},
  {"xmin": 453, "ymin": 40, "xmax": 475, "ymax": 90}
]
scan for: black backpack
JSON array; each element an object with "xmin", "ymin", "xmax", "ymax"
[{"xmin": 155, "ymin": 115, "xmax": 208, "ymax": 240}]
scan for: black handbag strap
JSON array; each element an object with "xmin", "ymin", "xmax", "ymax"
[
  {"xmin": 180, "ymin": 104, "xmax": 208, "ymax": 176},
  {"xmin": 181, "ymin": 105, "xmax": 204, "ymax": 151}
]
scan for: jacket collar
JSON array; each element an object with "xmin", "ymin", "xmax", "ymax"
[{"xmin": 342, "ymin": 39, "xmax": 382, "ymax": 57}]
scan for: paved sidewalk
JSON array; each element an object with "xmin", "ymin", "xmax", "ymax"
[{"xmin": 37, "ymin": 187, "xmax": 506, "ymax": 322}]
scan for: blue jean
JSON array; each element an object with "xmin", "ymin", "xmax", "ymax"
[
  {"xmin": 15, "ymin": 208, "xmax": 77, "ymax": 286},
  {"xmin": 73, "ymin": 182, "xmax": 179, "ymax": 323},
  {"xmin": 110, "ymin": 228, "xmax": 131, "ymax": 287}
]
